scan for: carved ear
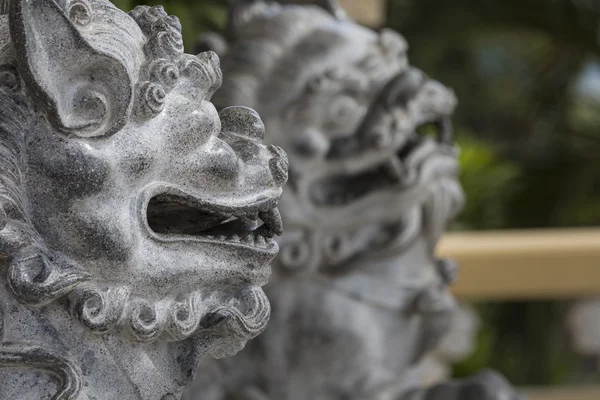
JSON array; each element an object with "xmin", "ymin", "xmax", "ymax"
[{"xmin": 9, "ymin": 0, "xmax": 133, "ymax": 137}]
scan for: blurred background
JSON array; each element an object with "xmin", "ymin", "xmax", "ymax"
[{"xmin": 113, "ymin": 0, "xmax": 600, "ymax": 398}]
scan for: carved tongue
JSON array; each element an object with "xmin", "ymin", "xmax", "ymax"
[{"xmin": 259, "ymin": 208, "xmax": 283, "ymax": 236}]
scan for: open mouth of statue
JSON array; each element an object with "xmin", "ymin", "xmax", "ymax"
[
  {"xmin": 146, "ymin": 193, "xmax": 283, "ymax": 252},
  {"xmin": 310, "ymin": 160, "xmax": 401, "ymax": 207},
  {"xmin": 310, "ymin": 120, "xmax": 455, "ymax": 208}
]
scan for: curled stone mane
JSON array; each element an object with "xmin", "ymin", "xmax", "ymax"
[
  {"xmin": 0, "ymin": 8, "xmax": 93, "ymax": 312},
  {"xmin": 0, "ymin": 64, "xmax": 36, "ymax": 253},
  {"xmin": 0, "ymin": 8, "xmax": 37, "ymax": 255}
]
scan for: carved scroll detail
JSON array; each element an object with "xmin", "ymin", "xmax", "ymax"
[
  {"xmin": 0, "ymin": 343, "xmax": 83, "ymax": 400},
  {"xmin": 0, "ymin": 309, "xmax": 82, "ymax": 400}
]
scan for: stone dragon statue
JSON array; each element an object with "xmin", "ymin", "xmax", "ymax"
[
  {"xmin": 184, "ymin": 1, "xmax": 523, "ymax": 400},
  {"xmin": 0, "ymin": 0, "xmax": 288, "ymax": 398}
]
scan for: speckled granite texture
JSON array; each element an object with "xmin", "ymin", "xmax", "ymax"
[{"xmin": 0, "ymin": 1, "xmax": 287, "ymax": 398}]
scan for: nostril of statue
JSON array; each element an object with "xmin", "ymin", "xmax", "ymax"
[{"xmin": 219, "ymin": 106, "xmax": 266, "ymax": 142}]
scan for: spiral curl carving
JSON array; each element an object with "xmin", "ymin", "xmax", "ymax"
[
  {"xmin": 8, "ymin": 246, "xmax": 90, "ymax": 306},
  {"xmin": 136, "ymin": 81, "xmax": 166, "ymax": 118},
  {"xmin": 69, "ymin": 284, "xmax": 129, "ymax": 334},
  {"xmin": 129, "ymin": 300, "xmax": 163, "ymax": 342},
  {"xmin": 148, "ymin": 58, "xmax": 180, "ymax": 91},
  {"xmin": 165, "ymin": 296, "xmax": 202, "ymax": 341}
]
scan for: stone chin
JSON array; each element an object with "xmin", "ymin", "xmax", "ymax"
[{"xmin": 0, "ymin": 0, "xmax": 287, "ymax": 398}]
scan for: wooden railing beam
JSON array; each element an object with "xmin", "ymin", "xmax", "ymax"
[
  {"xmin": 524, "ymin": 386, "xmax": 600, "ymax": 400},
  {"xmin": 437, "ymin": 229, "xmax": 600, "ymax": 301},
  {"xmin": 339, "ymin": 0, "xmax": 386, "ymax": 26}
]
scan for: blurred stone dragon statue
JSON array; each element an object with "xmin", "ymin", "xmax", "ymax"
[{"xmin": 183, "ymin": 0, "xmax": 522, "ymax": 399}]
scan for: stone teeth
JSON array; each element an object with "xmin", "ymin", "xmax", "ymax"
[
  {"xmin": 242, "ymin": 234, "xmax": 254, "ymax": 245},
  {"xmin": 218, "ymin": 235, "xmax": 226, "ymax": 241},
  {"xmin": 229, "ymin": 234, "xmax": 240, "ymax": 243},
  {"xmin": 255, "ymin": 235, "xmax": 266, "ymax": 247},
  {"xmin": 206, "ymin": 235, "xmax": 215, "ymax": 240},
  {"xmin": 259, "ymin": 208, "xmax": 283, "ymax": 236}
]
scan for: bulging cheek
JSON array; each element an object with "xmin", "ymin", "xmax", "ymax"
[
  {"xmin": 27, "ymin": 135, "xmax": 111, "ymax": 199},
  {"xmin": 71, "ymin": 206, "xmax": 134, "ymax": 262}
]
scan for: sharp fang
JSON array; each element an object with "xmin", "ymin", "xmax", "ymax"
[
  {"xmin": 256, "ymin": 235, "xmax": 266, "ymax": 247},
  {"xmin": 242, "ymin": 235, "xmax": 255, "ymax": 245},
  {"xmin": 230, "ymin": 234, "xmax": 240, "ymax": 243},
  {"xmin": 259, "ymin": 208, "xmax": 284, "ymax": 236},
  {"xmin": 384, "ymin": 157, "xmax": 405, "ymax": 182}
]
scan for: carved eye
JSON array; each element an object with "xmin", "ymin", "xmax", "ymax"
[
  {"xmin": 330, "ymin": 96, "xmax": 358, "ymax": 120},
  {"xmin": 79, "ymin": 92, "xmax": 108, "ymax": 123},
  {"xmin": 325, "ymin": 95, "xmax": 363, "ymax": 136},
  {"xmin": 280, "ymin": 239, "xmax": 311, "ymax": 271},
  {"xmin": 323, "ymin": 232, "xmax": 351, "ymax": 264},
  {"xmin": 0, "ymin": 66, "xmax": 20, "ymax": 92},
  {"xmin": 68, "ymin": 88, "xmax": 111, "ymax": 138}
]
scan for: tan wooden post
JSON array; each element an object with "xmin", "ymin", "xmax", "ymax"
[
  {"xmin": 339, "ymin": 0, "xmax": 386, "ymax": 26},
  {"xmin": 437, "ymin": 228, "xmax": 600, "ymax": 300}
]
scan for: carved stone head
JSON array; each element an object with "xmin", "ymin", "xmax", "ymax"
[
  {"xmin": 0, "ymin": 0, "xmax": 287, "ymax": 398},
  {"xmin": 211, "ymin": 1, "xmax": 463, "ymax": 272},
  {"xmin": 185, "ymin": 2, "xmax": 465, "ymax": 399}
]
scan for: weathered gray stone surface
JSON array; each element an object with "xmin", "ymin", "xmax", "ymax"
[
  {"xmin": 568, "ymin": 298, "xmax": 600, "ymax": 355},
  {"xmin": 185, "ymin": 2, "xmax": 523, "ymax": 399},
  {"xmin": 419, "ymin": 304, "xmax": 481, "ymax": 386},
  {"xmin": 0, "ymin": 1, "xmax": 287, "ymax": 399}
]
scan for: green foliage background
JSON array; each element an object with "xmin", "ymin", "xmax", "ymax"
[
  {"xmin": 112, "ymin": 0, "xmax": 229, "ymax": 49},
  {"xmin": 113, "ymin": 0, "xmax": 600, "ymax": 387}
]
